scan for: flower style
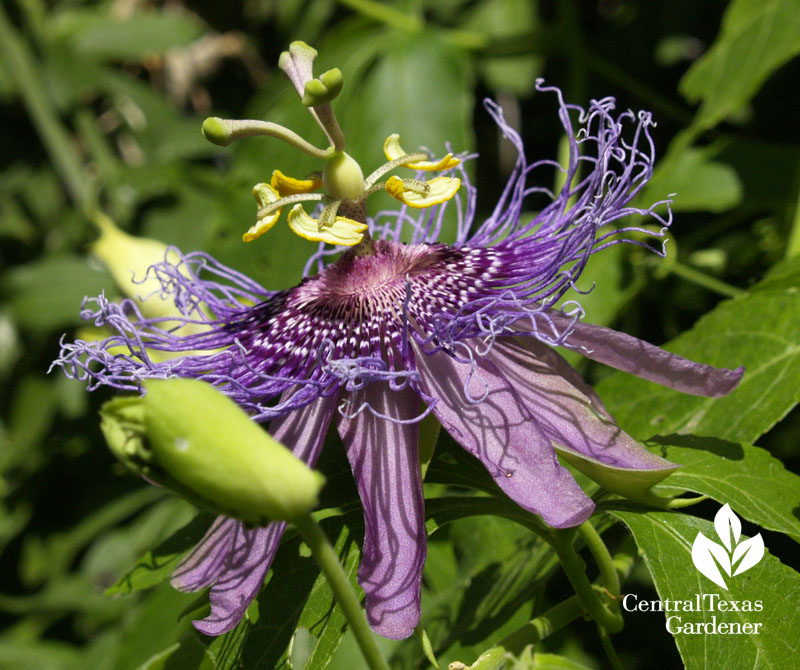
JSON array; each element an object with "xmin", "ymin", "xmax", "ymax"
[{"xmin": 53, "ymin": 66, "xmax": 743, "ymax": 640}]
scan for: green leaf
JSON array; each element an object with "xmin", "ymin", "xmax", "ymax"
[
  {"xmin": 642, "ymin": 146, "xmax": 742, "ymax": 213},
  {"xmin": 462, "ymin": 0, "xmax": 541, "ymax": 96},
  {"xmin": 425, "ymin": 496, "xmax": 538, "ymax": 537},
  {"xmin": 3, "ymin": 255, "xmax": 113, "ymax": 331},
  {"xmin": 349, "ymin": 29, "xmax": 473, "ymax": 244},
  {"xmin": 504, "ymin": 649, "xmax": 595, "ymax": 670},
  {"xmin": 642, "ymin": 436, "xmax": 800, "ymax": 543},
  {"xmin": 110, "ymin": 584, "xmax": 199, "ymax": 670},
  {"xmin": 22, "ymin": 487, "xmax": 164, "ymax": 586},
  {"xmin": 355, "ymin": 30, "xmax": 473, "ymax": 162},
  {"xmin": 67, "ymin": 13, "xmax": 204, "ymax": 60},
  {"xmin": 0, "ymin": 639, "xmax": 80, "ymax": 670},
  {"xmin": 106, "ymin": 513, "xmax": 213, "ymax": 596},
  {"xmin": 614, "ymin": 510, "xmax": 800, "ymax": 670},
  {"xmin": 679, "ymin": 0, "xmax": 800, "ymax": 130},
  {"xmin": 595, "ymin": 256, "xmax": 800, "ymax": 443}
]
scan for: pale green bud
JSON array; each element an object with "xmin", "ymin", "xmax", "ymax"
[
  {"xmin": 201, "ymin": 117, "xmax": 232, "ymax": 146},
  {"xmin": 90, "ymin": 213, "xmax": 180, "ymax": 320},
  {"xmin": 100, "ymin": 379, "xmax": 324, "ymax": 525},
  {"xmin": 323, "ymin": 152, "xmax": 364, "ymax": 201}
]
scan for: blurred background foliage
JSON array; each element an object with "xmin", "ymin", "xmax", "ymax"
[{"xmin": 1, "ymin": 0, "xmax": 799, "ymax": 668}]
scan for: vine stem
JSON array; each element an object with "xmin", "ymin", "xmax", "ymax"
[
  {"xmin": 786, "ymin": 174, "xmax": 800, "ymax": 259},
  {"xmin": 550, "ymin": 526, "xmax": 624, "ymax": 633},
  {"xmin": 336, "ymin": 0, "xmax": 422, "ymax": 31},
  {"xmin": 578, "ymin": 522, "xmax": 620, "ymax": 598},
  {"xmin": 293, "ymin": 513, "xmax": 388, "ymax": 670},
  {"xmin": 668, "ymin": 261, "xmax": 744, "ymax": 299}
]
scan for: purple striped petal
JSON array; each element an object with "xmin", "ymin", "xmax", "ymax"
[
  {"xmin": 192, "ymin": 522, "xmax": 285, "ymax": 636},
  {"xmin": 489, "ymin": 338, "xmax": 678, "ymax": 497},
  {"xmin": 171, "ymin": 516, "xmax": 240, "ymax": 591},
  {"xmin": 413, "ymin": 342, "xmax": 594, "ymax": 528},
  {"xmin": 550, "ymin": 314, "xmax": 743, "ymax": 397},
  {"xmin": 336, "ymin": 383, "xmax": 426, "ymax": 640},
  {"xmin": 173, "ymin": 393, "xmax": 337, "ymax": 636}
]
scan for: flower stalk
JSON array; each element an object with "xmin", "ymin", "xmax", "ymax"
[
  {"xmin": 293, "ymin": 513, "xmax": 389, "ymax": 670},
  {"xmin": 669, "ymin": 261, "xmax": 744, "ymax": 299},
  {"xmin": 550, "ymin": 526, "xmax": 624, "ymax": 633}
]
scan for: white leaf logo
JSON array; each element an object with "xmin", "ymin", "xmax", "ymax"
[
  {"xmin": 732, "ymin": 534, "xmax": 765, "ymax": 576},
  {"xmin": 691, "ymin": 505, "xmax": 764, "ymax": 589},
  {"xmin": 692, "ymin": 532, "xmax": 730, "ymax": 589},
  {"xmin": 714, "ymin": 503, "xmax": 741, "ymax": 551}
]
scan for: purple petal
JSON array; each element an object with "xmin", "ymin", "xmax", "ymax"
[
  {"xmin": 551, "ymin": 314, "xmax": 744, "ymax": 397},
  {"xmin": 336, "ymin": 383, "xmax": 426, "ymax": 640},
  {"xmin": 491, "ymin": 337, "xmax": 676, "ymax": 471},
  {"xmin": 193, "ymin": 522, "xmax": 286, "ymax": 636},
  {"xmin": 172, "ymin": 516, "xmax": 240, "ymax": 591},
  {"xmin": 413, "ymin": 342, "xmax": 594, "ymax": 528},
  {"xmin": 175, "ymin": 393, "xmax": 338, "ymax": 636}
]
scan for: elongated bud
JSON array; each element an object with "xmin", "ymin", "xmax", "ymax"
[
  {"xmin": 323, "ymin": 151, "xmax": 364, "ymax": 200},
  {"xmin": 90, "ymin": 212, "xmax": 179, "ymax": 319},
  {"xmin": 100, "ymin": 379, "xmax": 325, "ymax": 525}
]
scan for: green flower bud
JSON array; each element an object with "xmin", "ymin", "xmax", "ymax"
[
  {"xmin": 100, "ymin": 379, "xmax": 324, "ymax": 525},
  {"xmin": 202, "ymin": 117, "xmax": 232, "ymax": 146},
  {"xmin": 90, "ymin": 213, "xmax": 181, "ymax": 320},
  {"xmin": 323, "ymin": 151, "xmax": 364, "ymax": 201}
]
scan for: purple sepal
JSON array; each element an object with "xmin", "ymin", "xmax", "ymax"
[
  {"xmin": 413, "ymin": 342, "xmax": 595, "ymax": 529},
  {"xmin": 336, "ymin": 383, "xmax": 426, "ymax": 640},
  {"xmin": 550, "ymin": 314, "xmax": 744, "ymax": 397},
  {"xmin": 171, "ymin": 516, "xmax": 242, "ymax": 591},
  {"xmin": 491, "ymin": 337, "xmax": 676, "ymax": 472},
  {"xmin": 190, "ymin": 523, "xmax": 285, "ymax": 636}
]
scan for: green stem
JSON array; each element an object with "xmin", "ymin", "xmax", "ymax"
[
  {"xmin": 336, "ymin": 0, "xmax": 422, "ymax": 31},
  {"xmin": 578, "ymin": 522, "xmax": 620, "ymax": 598},
  {"xmin": 550, "ymin": 528, "xmax": 624, "ymax": 633},
  {"xmin": 0, "ymin": 4, "xmax": 96, "ymax": 214},
  {"xmin": 786, "ymin": 175, "xmax": 800, "ymax": 258},
  {"xmin": 204, "ymin": 118, "xmax": 333, "ymax": 160},
  {"xmin": 294, "ymin": 514, "xmax": 388, "ymax": 670},
  {"xmin": 669, "ymin": 261, "xmax": 744, "ymax": 299},
  {"xmin": 597, "ymin": 624, "xmax": 625, "ymax": 670}
]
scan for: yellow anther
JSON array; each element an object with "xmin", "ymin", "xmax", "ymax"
[
  {"xmin": 385, "ymin": 175, "xmax": 461, "ymax": 208},
  {"xmin": 287, "ymin": 205, "xmax": 367, "ymax": 246},
  {"xmin": 245, "ymin": 183, "xmax": 282, "ymax": 242},
  {"xmin": 270, "ymin": 169, "xmax": 323, "ymax": 196},
  {"xmin": 383, "ymin": 134, "xmax": 461, "ymax": 171}
]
